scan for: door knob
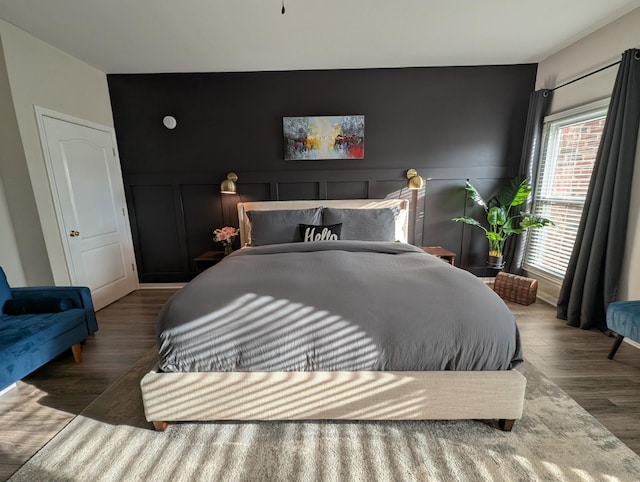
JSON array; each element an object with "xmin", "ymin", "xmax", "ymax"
[{"xmin": 69, "ymin": 230, "xmax": 80, "ymax": 237}]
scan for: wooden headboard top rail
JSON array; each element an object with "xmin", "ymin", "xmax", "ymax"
[{"xmin": 237, "ymin": 199, "xmax": 409, "ymax": 247}]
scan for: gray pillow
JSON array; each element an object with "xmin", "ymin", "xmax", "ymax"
[
  {"xmin": 322, "ymin": 207, "xmax": 397, "ymax": 241},
  {"xmin": 247, "ymin": 208, "xmax": 322, "ymax": 246}
]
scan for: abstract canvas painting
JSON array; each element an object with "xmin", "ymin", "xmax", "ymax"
[{"xmin": 283, "ymin": 115, "xmax": 365, "ymax": 160}]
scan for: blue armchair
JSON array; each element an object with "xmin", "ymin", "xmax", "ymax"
[
  {"xmin": 606, "ymin": 300, "xmax": 640, "ymax": 359},
  {"xmin": 0, "ymin": 267, "xmax": 98, "ymax": 391}
]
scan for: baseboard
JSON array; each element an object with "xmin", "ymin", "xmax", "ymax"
[
  {"xmin": 535, "ymin": 290, "xmax": 558, "ymax": 307},
  {"xmin": 139, "ymin": 283, "xmax": 186, "ymax": 290},
  {"xmin": 0, "ymin": 383, "xmax": 16, "ymax": 397},
  {"xmin": 624, "ymin": 338, "xmax": 640, "ymax": 350},
  {"xmin": 479, "ymin": 277, "xmax": 495, "ymax": 288}
]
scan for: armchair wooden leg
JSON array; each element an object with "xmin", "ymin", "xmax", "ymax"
[
  {"xmin": 608, "ymin": 334, "xmax": 624, "ymax": 360},
  {"xmin": 71, "ymin": 344, "xmax": 83, "ymax": 364}
]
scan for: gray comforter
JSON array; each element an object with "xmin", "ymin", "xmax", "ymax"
[{"xmin": 157, "ymin": 241, "xmax": 523, "ymax": 372}]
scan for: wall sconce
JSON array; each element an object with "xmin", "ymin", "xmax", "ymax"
[
  {"xmin": 163, "ymin": 116, "xmax": 177, "ymax": 129},
  {"xmin": 406, "ymin": 168, "xmax": 425, "ymax": 190},
  {"xmin": 220, "ymin": 172, "xmax": 238, "ymax": 194}
]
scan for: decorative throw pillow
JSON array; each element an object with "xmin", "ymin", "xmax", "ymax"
[
  {"xmin": 299, "ymin": 223, "xmax": 342, "ymax": 242},
  {"xmin": 3, "ymin": 297, "xmax": 74, "ymax": 315}
]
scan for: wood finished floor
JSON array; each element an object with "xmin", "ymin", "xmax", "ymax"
[{"xmin": 1, "ymin": 289, "xmax": 639, "ymax": 480}]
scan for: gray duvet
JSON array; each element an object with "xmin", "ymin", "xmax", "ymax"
[{"xmin": 157, "ymin": 241, "xmax": 523, "ymax": 372}]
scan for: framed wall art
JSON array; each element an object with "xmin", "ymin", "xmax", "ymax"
[{"xmin": 283, "ymin": 115, "xmax": 365, "ymax": 160}]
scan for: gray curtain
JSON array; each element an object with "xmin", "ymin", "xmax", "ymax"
[
  {"xmin": 504, "ymin": 89, "xmax": 552, "ymax": 274},
  {"xmin": 557, "ymin": 49, "xmax": 640, "ymax": 331}
]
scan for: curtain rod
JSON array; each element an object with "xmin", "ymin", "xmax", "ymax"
[{"xmin": 550, "ymin": 59, "xmax": 621, "ymax": 92}]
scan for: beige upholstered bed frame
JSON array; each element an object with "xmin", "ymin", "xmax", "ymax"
[{"xmin": 140, "ymin": 199, "xmax": 526, "ymax": 432}]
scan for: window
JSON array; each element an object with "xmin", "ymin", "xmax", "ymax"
[{"xmin": 524, "ymin": 100, "xmax": 609, "ymax": 279}]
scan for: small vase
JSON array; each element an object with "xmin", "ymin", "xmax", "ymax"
[{"xmin": 224, "ymin": 245, "xmax": 233, "ymax": 256}]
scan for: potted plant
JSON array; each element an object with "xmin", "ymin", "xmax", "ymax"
[{"xmin": 452, "ymin": 177, "xmax": 554, "ymax": 268}]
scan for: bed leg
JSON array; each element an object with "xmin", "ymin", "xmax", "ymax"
[
  {"xmin": 498, "ymin": 419, "xmax": 515, "ymax": 431},
  {"xmin": 152, "ymin": 421, "xmax": 169, "ymax": 431}
]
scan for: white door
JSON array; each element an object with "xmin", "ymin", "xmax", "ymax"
[{"xmin": 37, "ymin": 109, "xmax": 138, "ymax": 310}]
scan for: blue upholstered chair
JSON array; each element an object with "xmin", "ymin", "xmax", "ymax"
[
  {"xmin": 606, "ymin": 300, "xmax": 640, "ymax": 359},
  {"xmin": 0, "ymin": 267, "xmax": 98, "ymax": 391}
]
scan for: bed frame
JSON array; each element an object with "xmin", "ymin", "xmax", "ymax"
[{"xmin": 140, "ymin": 199, "xmax": 526, "ymax": 431}]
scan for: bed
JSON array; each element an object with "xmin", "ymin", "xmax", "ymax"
[{"xmin": 140, "ymin": 199, "xmax": 526, "ymax": 431}]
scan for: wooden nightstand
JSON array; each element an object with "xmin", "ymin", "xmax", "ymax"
[
  {"xmin": 421, "ymin": 246, "xmax": 456, "ymax": 266},
  {"xmin": 193, "ymin": 250, "xmax": 226, "ymax": 272}
]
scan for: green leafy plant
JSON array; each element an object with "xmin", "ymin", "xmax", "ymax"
[{"xmin": 452, "ymin": 178, "xmax": 554, "ymax": 258}]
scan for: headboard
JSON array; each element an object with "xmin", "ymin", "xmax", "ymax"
[{"xmin": 237, "ymin": 199, "xmax": 409, "ymax": 247}]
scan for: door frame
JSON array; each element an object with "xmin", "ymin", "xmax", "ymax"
[{"xmin": 34, "ymin": 105, "xmax": 138, "ymax": 290}]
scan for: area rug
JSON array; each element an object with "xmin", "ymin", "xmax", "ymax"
[{"xmin": 9, "ymin": 349, "xmax": 640, "ymax": 482}]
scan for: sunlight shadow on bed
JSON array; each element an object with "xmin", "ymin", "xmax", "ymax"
[{"xmin": 142, "ymin": 370, "xmax": 431, "ymax": 421}]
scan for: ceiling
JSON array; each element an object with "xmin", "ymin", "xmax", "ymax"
[{"xmin": 0, "ymin": 0, "xmax": 638, "ymax": 74}]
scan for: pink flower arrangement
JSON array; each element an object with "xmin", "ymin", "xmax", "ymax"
[{"xmin": 214, "ymin": 226, "xmax": 239, "ymax": 254}]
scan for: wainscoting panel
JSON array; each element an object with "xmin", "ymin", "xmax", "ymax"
[
  {"xmin": 421, "ymin": 178, "xmax": 467, "ymax": 259},
  {"xmin": 129, "ymin": 184, "xmax": 186, "ymax": 280},
  {"xmin": 238, "ymin": 182, "xmax": 273, "ymax": 203},
  {"xmin": 277, "ymin": 182, "xmax": 320, "ymax": 201},
  {"xmin": 326, "ymin": 181, "xmax": 368, "ymax": 200},
  {"xmin": 180, "ymin": 184, "xmax": 224, "ymax": 273},
  {"xmin": 369, "ymin": 180, "xmax": 405, "ymax": 199}
]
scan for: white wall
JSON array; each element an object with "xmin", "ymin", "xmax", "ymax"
[
  {"xmin": 0, "ymin": 18, "xmax": 115, "ymax": 286},
  {"xmin": 535, "ymin": 7, "xmax": 640, "ymax": 301},
  {"xmin": 0, "ymin": 177, "xmax": 24, "ymax": 285},
  {"xmin": 0, "ymin": 34, "xmax": 31, "ymax": 286}
]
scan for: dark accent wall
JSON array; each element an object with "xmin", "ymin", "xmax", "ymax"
[{"xmin": 108, "ymin": 65, "xmax": 536, "ymax": 282}]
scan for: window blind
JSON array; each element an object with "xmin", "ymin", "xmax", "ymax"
[{"xmin": 524, "ymin": 102, "xmax": 608, "ymax": 279}]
